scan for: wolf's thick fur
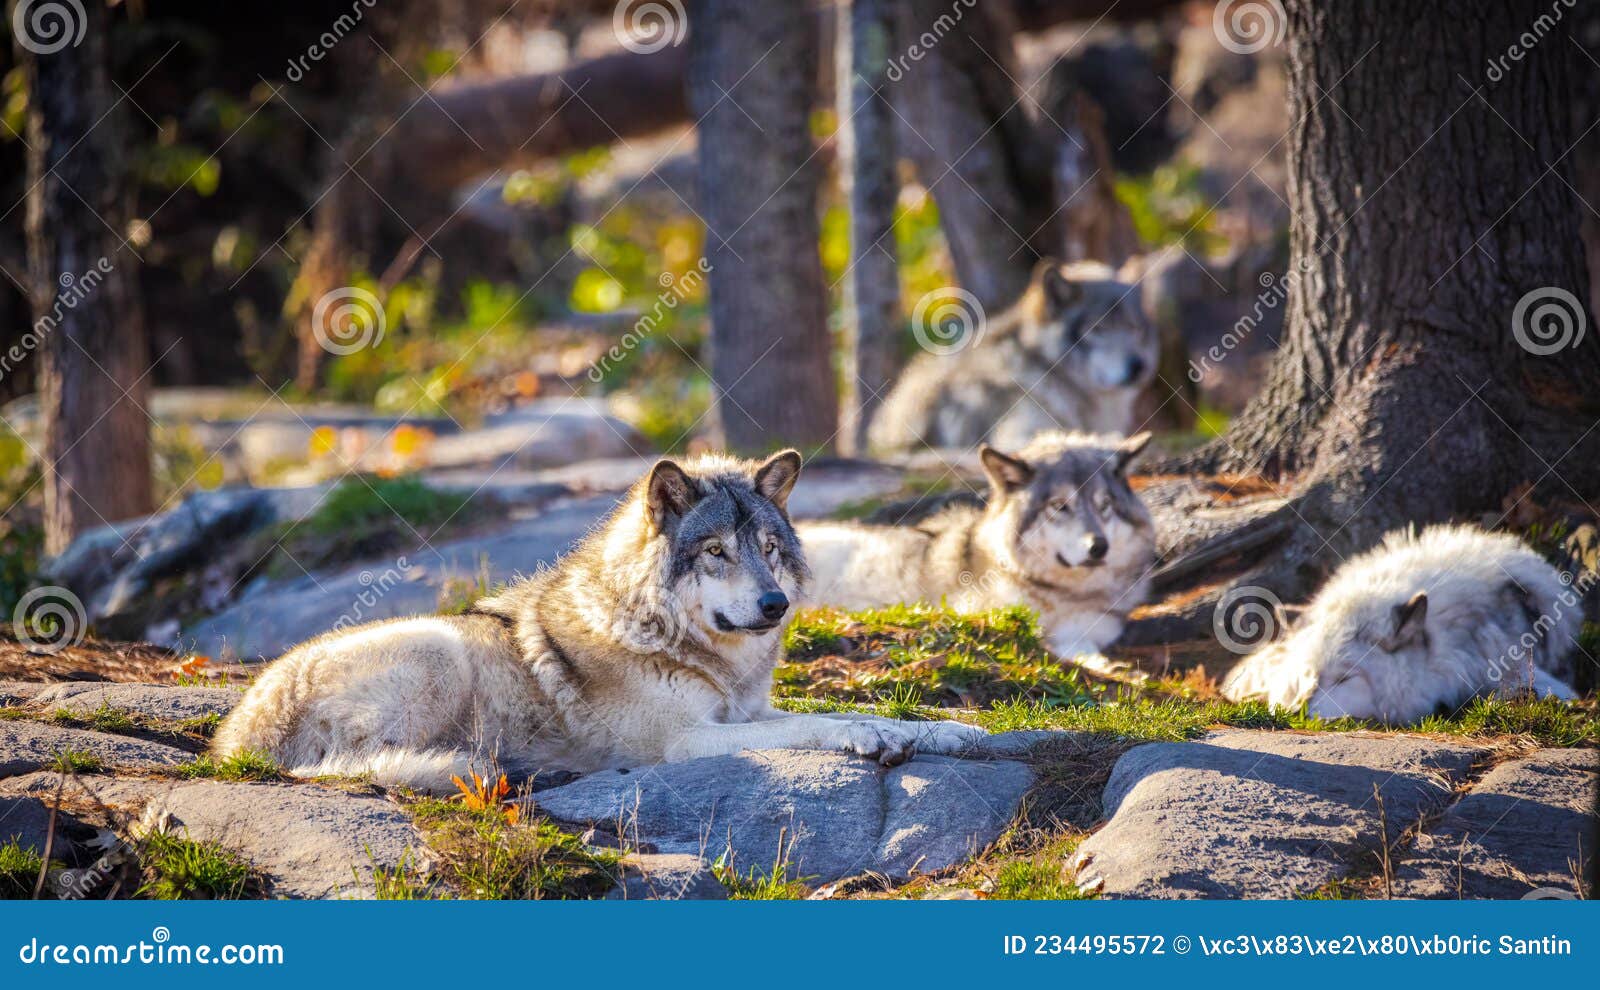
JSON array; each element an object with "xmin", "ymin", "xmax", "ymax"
[
  {"xmin": 214, "ymin": 452, "xmax": 985, "ymax": 792},
  {"xmin": 867, "ymin": 260, "xmax": 1157, "ymax": 455},
  {"xmin": 1220, "ymin": 524, "xmax": 1583, "ymax": 723},
  {"xmin": 800, "ymin": 432, "xmax": 1156, "ymax": 657}
]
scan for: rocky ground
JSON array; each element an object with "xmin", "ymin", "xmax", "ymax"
[{"xmin": 0, "ymin": 677, "xmax": 1592, "ymax": 900}]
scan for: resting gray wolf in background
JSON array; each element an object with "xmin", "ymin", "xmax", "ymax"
[
  {"xmin": 866, "ymin": 259, "xmax": 1157, "ymax": 455},
  {"xmin": 1220, "ymin": 524, "xmax": 1583, "ymax": 723},
  {"xmin": 799, "ymin": 432, "xmax": 1156, "ymax": 658},
  {"xmin": 213, "ymin": 451, "xmax": 985, "ymax": 792}
]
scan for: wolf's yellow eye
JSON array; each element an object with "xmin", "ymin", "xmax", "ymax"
[
  {"xmin": 705, "ymin": 544, "xmax": 723, "ymax": 557},
  {"xmin": 764, "ymin": 539, "xmax": 777, "ymax": 554}
]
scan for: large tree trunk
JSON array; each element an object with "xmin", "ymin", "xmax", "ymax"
[
  {"xmin": 688, "ymin": 0, "xmax": 837, "ymax": 453},
  {"xmin": 21, "ymin": 1, "xmax": 154, "ymax": 555},
  {"xmin": 1168, "ymin": 0, "xmax": 1598, "ymax": 602},
  {"xmin": 837, "ymin": 0, "xmax": 903, "ymax": 456}
]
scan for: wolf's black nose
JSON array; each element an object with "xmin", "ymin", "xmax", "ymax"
[
  {"xmin": 758, "ymin": 592, "xmax": 790, "ymax": 621},
  {"xmin": 1087, "ymin": 535, "xmax": 1109, "ymax": 560}
]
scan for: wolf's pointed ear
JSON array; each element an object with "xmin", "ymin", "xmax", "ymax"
[
  {"xmin": 1387, "ymin": 591, "xmax": 1429, "ymax": 648},
  {"xmin": 646, "ymin": 459, "xmax": 697, "ymax": 527},
  {"xmin": 1112, "ymin": 431, "xmax": 1154, "ymax": 475},
  {"xmin": 979, "ymin": 444, "xmax": 1033, "ymax": 494},
  {"xmin": 1033, "ymin": 258, "xmax": 1079, "ymax": 314},
  {"xmin": 754, "ymin": 449, "xmax": 803, "ymax": 513}
]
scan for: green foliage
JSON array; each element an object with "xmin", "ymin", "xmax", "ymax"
[
  {"xmin": 0, "ymin": 427, "xmax": 43, "ymax": 617},
  {"xmin": 1115, "ymin": 160, "xmax": 1227, "ymax": 253},
  {"xmin": 712, "ymin": 835, "xmax": 811, "ymax": 900},
  {"xmin": 0, "ymin": 838, "xmax": 46, "ymax": 899},
  {"xmin": 138, "ymin": 832, "xmax": 253, "ymax": 900},
  {"xmin": 50, "ymin": 703, "xmax": 135, "ymax": 735}
]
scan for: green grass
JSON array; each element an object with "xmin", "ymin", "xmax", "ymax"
[
  {"xmin": 0, "ymin": 838, "xmax": 47, "ymax": 899},
  {"xmin": 179, "ymin": 712, "xmax": 223, "ymax": 737},
  {"xmin": 780, "ymin": 605, "xmax": 1095, "ymax": 709},
  {"xmin": 712, "ymin": 835, "xmax": 812, "ymax": 900},
  {"xmin": 177, "ymin": 749, "xmax": 286, "ymax": 782},
  {"xmin": 777, "ymin": 604, "xmax": 1599, "ymax": 749},
  {"xmin": 404, "ymin": 799, "xmax": 621, "ymax": 900},
  {"xmin": 48, "ymin": 749, "xmax": 104, "ymax": 774},
  {"xmin": 137, "ymin": 832, "xmax": 253, "ymax": 900},
  {"xmin": 50, "ymin": 702, "xmax": 136, "ymax": 734}
]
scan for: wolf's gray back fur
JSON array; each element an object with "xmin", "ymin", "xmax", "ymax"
[
  {"xmin": 801, "ymin": 432, "xmax": 1156, "ymax": 658},
  {"xmin": 867, "ymin": 260, "xmax": 1157, "ymax": 455},
  {"xmin": 212, "ymin": 451, "xmax": 986, "ymax": 792}
]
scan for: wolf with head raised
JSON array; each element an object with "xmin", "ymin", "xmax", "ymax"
[
  {"xmin": 1220, "ymin": 524, "xmax": 1584, "ymax": 723},
  {"xmin": 867, "ymin": 260, "xmax": 1157, "ymax": 455},
  {"xmin": 800, "ymin": 432, "xmax": 1156, "ymax": 658},
  {"xmin": 213, "ymin": 452, "xmax": 986, "ymax": 792}
]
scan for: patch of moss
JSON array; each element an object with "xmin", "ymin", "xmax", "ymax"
[
  {"xmin": 262, "ymin": 475, "xmax": 481, "ymax": 574},
  {"xmin": 48, "ymin": 749, "xmax": 104, "ymax": 775}
]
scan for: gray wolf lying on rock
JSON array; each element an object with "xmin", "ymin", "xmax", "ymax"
[{"xmin": 214, "ymin": 451, "xmax": 985, "ymax": 792}]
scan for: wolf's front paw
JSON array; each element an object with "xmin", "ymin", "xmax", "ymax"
[
  {"xmin": 834, "ymin": 720, "xmax": 917, "ymax": 767},
  {"xmin": 913, "ymin": 720, "xmax": 988, "ymax": 754}
]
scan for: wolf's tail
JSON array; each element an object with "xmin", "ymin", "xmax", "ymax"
[{"xmin": 290, "ymin": 749, "xmax": 474, "ymax": 795}]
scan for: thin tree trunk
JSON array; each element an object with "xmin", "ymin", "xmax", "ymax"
[
  {"xmin": 1171, "ymin": 0, "xmax": 1598, "ymax": 594},
  {"xmin": 21, "ymin": 1, "xmax": 154, "ymax": 555},
  {"xmin": 837, "ymin": 0, "xmax": 903, "ymax": 456},
  {"xmin": 688, "ymin": 0, "xmax": 837, "ymax": 453}
]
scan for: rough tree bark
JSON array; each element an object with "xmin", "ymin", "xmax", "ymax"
[
  {"xmin": 20, "ymin": 1, "xmax": 154, "ymax": 554},
  {"xmin": 837, "ymin": 0, "xmax": 903, "ymax": 456},
  {"xmin": 1166, "ymin": 0, "xmax": 1599, "ymax": 603},
  {"xmin": 688, "ymin": 0, "xmax": 837, "ymax": 453}
]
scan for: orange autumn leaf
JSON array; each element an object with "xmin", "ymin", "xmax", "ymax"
[
  {"xmin": 308, "ymin": 425, "xmax": 338, "ymax": 458},
  {"xmin": 175, "ymin": 655, "xmax": 211, "ymax": 679}
]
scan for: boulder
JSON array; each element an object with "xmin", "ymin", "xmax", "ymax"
[
  {"xmin": 143, "ymin": 781, "xmax": 426, "ymax": 899},
  {"xmin": 531, "ymin": 749, "xmax": 1033, "ymax": 885},
  {"xmin": 1071, "ymin": 730, "xmax": 1485, "ymax": 899},
  {"xmin": 1394, "ymin": 748, "xmax": 1599, "ymax": 900},
  {"xmin": 607, "ymin": 853, "xmax": 727, "ymax": 900},
  {"xmin": 0, "ymin": 720, "xmax": 191, "ymax": 777}
]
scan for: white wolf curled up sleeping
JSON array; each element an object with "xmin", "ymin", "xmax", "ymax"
[{"xmin": 1221, "ymin": 524, "xmax": 1584, "ymax": 723}]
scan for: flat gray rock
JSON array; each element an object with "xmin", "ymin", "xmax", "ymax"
[
  {"xmin": 28, "ymin": 683, "xmax": 241, "ymax": 723},
  {"xmin": 607, "ymin": 853, "xmax": 727, "ymax": 900},
  {"xmin": 0, "ymin": 682, "xmax": 47, "ymax": 704},
  {"xmin": 0, "ymin": 720, "xmax": 190, "ymax": 777},
  {"xmin": 144, "ymin": 781, "xmax": 425, "ymax": 899},
  {"xmin": 531, "ymin": 749, "xmax": 1033, "ymax": 885},
  {"xmin": 1072, "ymin": 730, "xmax": 1485, "ymax": 899},
  {"xmin": 1394, "ymin": 748, "xmax": 1599, "ymax": 900}
]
